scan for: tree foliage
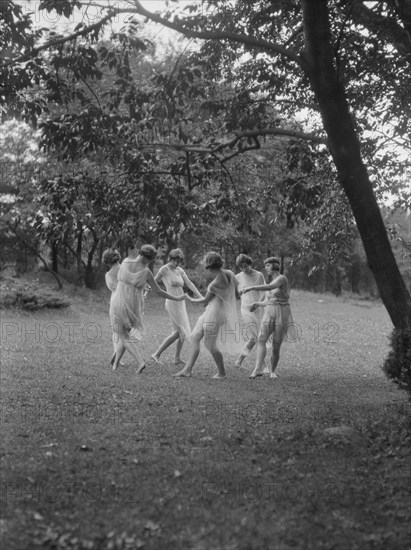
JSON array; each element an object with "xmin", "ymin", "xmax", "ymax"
[{"xmin": 1, "ymin": 0, "xmax": 410, "ymax": 326}]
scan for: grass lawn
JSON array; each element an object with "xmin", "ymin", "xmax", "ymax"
[{"xmin": 1, "ymin": 287, "xmax": 410, "ymax": 550}]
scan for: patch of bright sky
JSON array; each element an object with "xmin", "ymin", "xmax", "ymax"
[{"xmin": 18, "ymin": 1, "xmax": 204, "ymax": 61}]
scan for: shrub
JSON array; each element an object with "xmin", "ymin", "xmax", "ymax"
[
  {"xmin": 183, "ymin": 266, "xmax": 212, "ymax": 294},
  {"xmin": 0, "ymin": 277, "xmax": 70, "ymax": 310},
  {"xmin": 383, "ymin": 324, "xmax": 411, "ymax": 396}
]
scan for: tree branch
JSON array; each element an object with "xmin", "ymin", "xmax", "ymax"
[
  {"xmin": 220, "ymin": 142, "xmax": 261, "ymax": 163},
  {"xmin": 1, "ymin": 10, "xmax": 120, "ymax": 68},
  {"xmin": 346, "ymin": 0, "xmax": 411, "ymax": 56},
  {"xmin": 130, "ymin": 0, "xmax": 305, "ymax": 68},
  {"xmin": 215, "ymin": 128, "xmax": 327, "ymax": 151},
  {"xmin": 3, "ymin": 1, "xmax": 307, "ymax": 73},
  {"xmin": 136, "ymin": 127, "xmax": 327, "ymax": 156},
  {"xmin": 284, "ymin": 25, "xmax": 304, "ymax": 46}
]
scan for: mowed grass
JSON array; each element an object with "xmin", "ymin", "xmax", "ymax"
[{"xmin": 1, "ymin": 289, "xmax": 410, "ymax": 550}]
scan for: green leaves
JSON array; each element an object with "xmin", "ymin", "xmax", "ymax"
[{"xmin": 38, "ymin": 1, "xmax": 82, "ymax": 18}]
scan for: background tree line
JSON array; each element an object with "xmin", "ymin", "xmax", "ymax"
[{"xmin": 0, "ymin": 0, "xmax": 410, "ymax": 310}]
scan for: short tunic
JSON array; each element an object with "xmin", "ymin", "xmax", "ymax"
[{"xmin": 261, "ymin": 276, "xmax": 297, "ymax": 342}]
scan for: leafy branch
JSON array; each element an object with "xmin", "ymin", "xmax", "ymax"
[
  {"xmin": 1, "ymin": 10, "xmax": 120, "ymax": 68},
  {"xmin": 129, "ymin": 0, "xmax": 306, "ymax": 69}
]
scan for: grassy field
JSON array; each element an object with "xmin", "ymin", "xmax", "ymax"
[{"xmin": 1, "ymin": 287, "xmax": 410, "ymax": 550}]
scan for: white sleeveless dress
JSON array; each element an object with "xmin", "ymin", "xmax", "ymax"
[
  {"xmin": 158, "ymin": 264, "xmax": 191, "ymax": 340},
  {"xmin": 191, "ymin": 269, "xmax": 244, "ymax": 355},
  {"xmin": 236, "ymin": 269, "xmax": 266, "ymax": 353}
]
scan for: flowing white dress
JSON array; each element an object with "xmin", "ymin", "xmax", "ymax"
[
  {"xmin": 110, "ymin": 259, "xmax": 150, "ymax": 338},
  {"xmin": 191, "ymin": 269, "xmax": 244, "ymax": 355},
  {"xmin": 157, "ymin": 264, "xmax": 191, "ymax": 340},
  {"xmin": 105, "ymin": 268, "xmax": 118, "ymax": 293},
  {"xmin": 236, "ymin": 269, "xmax": 266, "ymax": 354}
]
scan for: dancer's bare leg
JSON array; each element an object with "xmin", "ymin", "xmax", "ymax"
[
  {"xmin": 235, "ymin": 339, "xmax": 255, "ymax": 367},
  {"xmin": 112, "ymin": 348, "xmax": 123, "ymax": 371},
  {"xmin": 174, "ymin": 349, "xmax": 199, "ymax": 377},
  {"xmin": 111, "ymin": 334, "xmax": 126, "ymax": 366},
  {"xmin": 151, "ymin": 331, "xmax": 179, "ymax": 364},
  {"xmin": 173, "ymin": 337, "xmax": 185, "ymax": 364},
  {"xmin": 112, "ymin": 332, "xmax": 126, "ymax": 370},
  {"xmin": 210, "ymin": 347, "xmax": 225, "ymax": 378},
  {"xmin": 250, "ymin": 341, "xmax": 268, "ymax": 378},
  {"xmin": 269, "ymin": 330, "xmax": 284, "ymax": 379},
  {"xmin": 250, "ymin": 322, "xmax": 273, "ymax": 379},
  {"xmin": 202, "ymin": 331, "xmax": 225, "ymax": 379},
  {"xmin": 113, "ymin": 331, "xmax": 146, "ymax": 372},
  {"xmin": 126, "ymin": 340, "xmax": 146, "ymax": 372},
  {"xmin": 174, "ymin": 335, "xmax": 201, "ymax": 377}
]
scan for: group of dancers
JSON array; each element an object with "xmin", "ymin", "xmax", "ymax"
[{"xmin": 102, "ymin": 244, "xmax": 296, "ymax": 380}]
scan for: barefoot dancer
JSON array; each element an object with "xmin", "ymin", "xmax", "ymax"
[
  {"xmin": 151, "ymin": 249, "xmax": 203, "ymax": 366},
  {"xmin": 110, "ymin": 244, "xmax": 186, "ymax": 372},
  {"xmin": 241, "ymin": 256, "xmax": 297, "ymax": 379},
  {"xmin": 234, "ymin": 254, "xmax": 267, "ymax": 370},
  {"xmin": 174, "ymin": 251, "xmax": 243, "ymax": 379}
]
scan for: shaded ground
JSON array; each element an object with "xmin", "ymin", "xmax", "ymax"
[{"xmin": 1, "ymin": 289, "xmax": 410, "ymax": 549}]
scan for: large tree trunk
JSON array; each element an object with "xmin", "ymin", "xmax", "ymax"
[
  {"xmin": 76, "ymin": 221, "xmax": 83, "ymax": 275},
  {"xmin": 84, "ymin": 228, "xmax": 99, "ymax": 289},
  {"xmin": 301, "ymin": 0, "xmax": 411, "ymax": 328},
  {"xmin": 51, "ymin": 240, "xmax": 58, "ymax": 273}
]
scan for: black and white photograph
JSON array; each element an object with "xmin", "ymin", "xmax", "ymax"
[{"xmin": 1, "ymin": 1, "xmax": 410, "ymax": 549}]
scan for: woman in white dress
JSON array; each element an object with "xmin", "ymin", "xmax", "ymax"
[
  {"xmin": 241, "ymin": 256, "xmax": 297, "ymax": 379},
  {"xmin": 110, "ymin": 244, "xmax": 186, "ymax": 372},
  {"xmin": 151, "ymin": 249, "xmax": 203, "ymax": 365},
  {"xmin": 174, "ymin": 251, "xmax": 243, "ymax": 379},
  {"xmin": 102, "ymin": 248, "xmax": 126, "ymax": 366},
  {"xmin": 234, "ymin": 254, "xmax": 267, "ymax": 370}
]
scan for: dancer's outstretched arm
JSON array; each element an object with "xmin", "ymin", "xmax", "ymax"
[
  {"xmin": 186, "ymin": 290, "xmax": 213, "ymax": 305},
  {"xmin": 146, "ymin": 271, "xmax": 185, "ymax": 301},
  {"xmin": 249, "ymin": 300, "xmax": 271, "ymax": 312},
  {"xmin": 154, "ymin": 265, "xmax": 165, "ymax": 285},
  {"xmin": 241, "ymin": 275, "xmax": 286, "ymax": 294},
  {"xmin": 181, "ymin": 272, "xmax": 203, "ymax": 299}
]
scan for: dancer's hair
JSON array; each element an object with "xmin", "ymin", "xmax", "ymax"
[
  {"xmin": 102, "ymin": 249, "xmax": 121, "ymax": 266},
  {"xmin": 235, "ymin": 254, "xmax": 252, "ymax": 267},
  {"xmin": 168, "ymin": 248, "xmax": 184, "ymax": 261},
  {"xmin": 140, "ymin": 244, "xmax": 157, "ymax": 260},
  {"xmin": 204, "ymin": 251, "xmax": 223, "ymax": 270}
]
